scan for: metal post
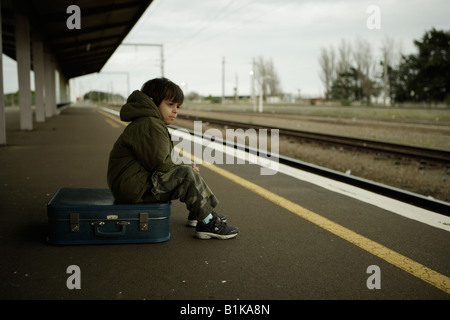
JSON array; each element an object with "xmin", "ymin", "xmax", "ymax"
[
  {"xmin": 258, "ymin": 81, "xmax": 263, "ymax": 113},
  {"xmin": 160, "ymin": 44, "xmax": 164, "ymax": 78},
  {"xmin": 222, "ymin": 56, "xmax": 225, "ymax": 104},
  {"xmin": 251, "ymin": 58, "xmax": 256, "ymax": 112}
]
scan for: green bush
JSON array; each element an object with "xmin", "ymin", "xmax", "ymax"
[
  {"xmin": 445, "ymin": 94, "xmax": 450, "ymax": 107},
  {"xmin": 205, "ymin": 95, "xmax": 222, "ymax": 104}
]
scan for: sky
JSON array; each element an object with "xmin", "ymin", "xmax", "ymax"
[{"xmin": 3, "ymin": 0, "xmax": 450, "ymax": 101}]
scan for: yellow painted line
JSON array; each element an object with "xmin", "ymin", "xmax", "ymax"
[
  {"xmin": 93, "ymin": 107, "xmax": 128, "ymax": 126},
  {"xmin": 97, "ymin": 109, "xmax": 450, "ymax": 295},
  {"xmin": 105, "ymin": 118, "xmax": 121, "ymax": 128},
  {"xmin": 178, "ymin": 148, "xmax": 450, "ymax": 295}
]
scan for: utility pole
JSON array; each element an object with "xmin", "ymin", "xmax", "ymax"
[
  {"xmin": 234, "ymin": 73, "xmax": 238, "ymax": 102},
  {"xmin": 383, "ymin": 49, "xmax": 388, "ymax": 106},
  {"xmin": 122, "ymin": 43, "xmax": 164, "ymax": 77},
  {"xmin": 251, "ymin": 58, "xmax": 256, "ymax": 112},
  {"xmin": 222, "ymin": 56, "xmax": 225, "ymax": 104},
  {"xmin": 258, "ymin": 80, "xmax": 263, "ymax": 113},
  {"xmin": 161, "ymin": 44, "xmax": 165, "ymax": 77},
  {"xmin": 258, "ymin": 75, "xmax": 270, "ymax": 113}
]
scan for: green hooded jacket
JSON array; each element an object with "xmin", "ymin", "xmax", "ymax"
[{"xmin": 107, "ymin": 90, "xmax": 175, "ymax": 203}]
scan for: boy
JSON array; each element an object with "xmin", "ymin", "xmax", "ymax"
[{"xmin": 107, "ymin": 78, "xmax": 238, "ymax": 240}]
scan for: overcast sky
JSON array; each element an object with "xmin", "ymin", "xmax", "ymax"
[{"xmin": 3, "ymin": 0, "xmax": 450, "ymax": 100}]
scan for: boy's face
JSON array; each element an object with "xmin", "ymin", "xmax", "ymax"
[{"xmin": 158, "ymin": 99, "xmax": 181, "ymax": 125}]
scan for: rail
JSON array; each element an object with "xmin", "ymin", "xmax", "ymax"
[
  {"xmin": 176, "ymin": 114, "xmax": 450, "ymax": 163},
  {"xmin": 170, "ymin": 118, "xmax": 450, "ymax": 216}
]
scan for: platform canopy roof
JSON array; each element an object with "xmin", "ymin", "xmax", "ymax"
[{"xmin": 1, "ymin": 0, "xmax": 153, "ymax": 79}]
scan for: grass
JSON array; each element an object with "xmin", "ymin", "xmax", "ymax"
[{"xmin": 183, "ymin": 101, "xmax": 450, "ymax": 124}]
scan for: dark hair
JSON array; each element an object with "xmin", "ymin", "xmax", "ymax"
[{"xmin": 141, "ymin": 78, "xmax": 184, "ymax": 107}]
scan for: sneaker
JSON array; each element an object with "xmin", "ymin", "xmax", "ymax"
[
  {"xmin": 195, "ymin": 212, "xmax": 239, "ymax": 240},
  {"xmin": 187, "ymin": 212, "xmax": 227, "ymax": 227}
]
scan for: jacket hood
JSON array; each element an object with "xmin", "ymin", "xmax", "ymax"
[{"xmin": 120, "ymin": 90, "xmax": 161, "ymax": 122}]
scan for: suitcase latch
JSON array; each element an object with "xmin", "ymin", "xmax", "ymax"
[
  {"xmin": 139, "ymin": 213, "xmax": 148, "ymax": 231},
  {"xmin": 70, "ymin": 213, "xmax": 79, "ymax": 232}
]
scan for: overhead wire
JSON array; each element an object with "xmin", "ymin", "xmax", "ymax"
[
  {"xmin": 165, "ymin": 0, "xmax": 237, "ymax": 57},
  {"xmin": 164, "ymin": 0, "xmax": 293, "ymax": 59},
  {"xmin": 193, "ymin": 1, "xmax": 294, "ymax": 46},
  {"xmin": 105, "ymin": 0, "xmax": 167, "ymax": 76}
]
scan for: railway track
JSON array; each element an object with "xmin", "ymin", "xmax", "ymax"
[
  {"xmin": 169, "ymin": 116, "xmax": 450, "ymax": 216},
  {"xmin": 177, "ymin": 114, "xmax": 450, "ymax": 163}
]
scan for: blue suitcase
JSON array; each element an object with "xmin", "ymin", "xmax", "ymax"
[{"xmin": 47, "ymin": 188, "xmax": 171, "ymax": 245}]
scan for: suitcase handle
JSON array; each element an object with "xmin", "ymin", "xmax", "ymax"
[{"xmin": 91, "ymin": 221, "xmax": 130, "ymax": 238}]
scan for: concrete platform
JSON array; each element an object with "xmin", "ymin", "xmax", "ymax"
[{"xmin": 0, "ymin": 104, "xmax": 449, "ymax": 303}]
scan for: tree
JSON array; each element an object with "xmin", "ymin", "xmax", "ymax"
[
  {"xmin": 254, "ymin": 56, "xmax": 282, "ymax": 100},
  {"xmin": 352, "ymin": 37, "xmax": 379, "ymax": 104},
  {"xmin": 186, "ymin": 91, "xmax": 201, "ymax": 101},
  {"xmin": 386, "ymin": 55, "xmax": 418, "ymax": 103},
  {"xmin": 324, "ymin": 38, "xmax": 379, "ymax": 105},
  {"xmin": 318, "ymin": 45, "xmax": 336, "ymax": 100},
  {"xmin": 380, "ymin": 36, "xmax": 403, "ymax": 105},
  {"xmin": 331, "ymin": 67, "xmax": 362, "ymax": 104},
  {"xmin": 413, "ymin": 28, "xmax": 450, "ymax": 103},
  {"xmin": 83, "ymin": 90, "xmax": 125, "ymax": 103},
  {"xmin": 389, "ymin": 28, "xmax": 450, "ymax": 104},
  {"xmin": 336, "ymin": 39, "xmax": 352, "ymax": 77}
]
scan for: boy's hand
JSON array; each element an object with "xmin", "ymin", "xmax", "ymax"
[{"xmin": 191, "ymin": 162, "xmax": 199, "ymax": 173}]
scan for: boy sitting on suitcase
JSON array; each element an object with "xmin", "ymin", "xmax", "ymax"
[{"xmin": 107, "ymin": 78, "xmax": 239, "ymax": 240}]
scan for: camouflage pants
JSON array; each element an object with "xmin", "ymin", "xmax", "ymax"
[{"xmin": 143, "ymin": 165, "xmax": 219, "ymax": 221}]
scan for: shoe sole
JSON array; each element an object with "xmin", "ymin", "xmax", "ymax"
[
  {"xmin": 187, "ymin": 220, "xmax": 197, "ymax": 227},
  {"xmin": 195, "ymin": 231, "xmax": 238, "ymax": 240}
]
